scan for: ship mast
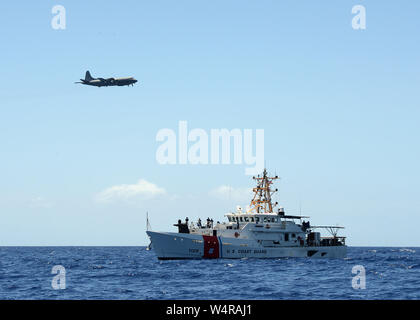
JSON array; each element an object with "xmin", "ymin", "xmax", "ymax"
[{"xmin": 249, "ymin": 169, "xmax": 279, "ymax": 213}]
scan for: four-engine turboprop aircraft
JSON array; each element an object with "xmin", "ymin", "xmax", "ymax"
[{"xmin": 75, "ymin": 71, "xmax": 138, "ymax": 87}]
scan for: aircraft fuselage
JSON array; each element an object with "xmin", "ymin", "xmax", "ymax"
[
  {"xmin": 76, "ymin": 71, "xmax": 138, "ymax": 87},
  {"xmin": 83, "ymin": 78, "xmax": 137, "ymax": 87}
]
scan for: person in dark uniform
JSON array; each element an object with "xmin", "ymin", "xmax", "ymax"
[{"xmin": 174, "ymin": 219, "xmax": 189, "ymax": 233}]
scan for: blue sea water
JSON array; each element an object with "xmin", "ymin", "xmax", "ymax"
[{"xmin": 0, "ymin": 247, "xmax": 419, "ymax": 300}]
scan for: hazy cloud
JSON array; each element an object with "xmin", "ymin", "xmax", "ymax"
[
  {"xmin": 209, "ymin": 185, "xmax": 253, "ymax": 202},
  {"xmin": 27, "ymin": 196, "xmax": 54, "ymax": 208},
  {"xmin": 95, "ymin": 179, "xmax": 166, "ymax": 204}
]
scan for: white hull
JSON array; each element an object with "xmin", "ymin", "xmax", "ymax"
[{"xmin": 147, "ymin": 231, "xmax": 347, "ymax": 259}]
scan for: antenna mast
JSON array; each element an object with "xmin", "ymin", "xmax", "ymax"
[
  {"xmin": 146, "ymin": 212, "xmax": 152, "ymax": 231},
  {"xmin": 249, "ymin": 169, "xmax": 279, "ymax": 213}
]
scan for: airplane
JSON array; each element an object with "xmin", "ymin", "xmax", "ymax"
[{"xmin": 75, "ymin": 71, "xmax": 138, "ymax": 87}]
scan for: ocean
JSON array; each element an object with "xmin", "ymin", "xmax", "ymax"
[{"xmin": 0, "ymin": 247, "xmax": 418, "ymax": 300}]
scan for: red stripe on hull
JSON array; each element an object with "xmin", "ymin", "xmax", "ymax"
[{"xmin": 202, "ymin": 235, "xmax": 219, "ymax": 259}]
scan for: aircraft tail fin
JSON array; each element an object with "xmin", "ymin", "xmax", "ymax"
[{"xmin": 85, "ymin": 71, "xmax": 94, "ymax": 81}]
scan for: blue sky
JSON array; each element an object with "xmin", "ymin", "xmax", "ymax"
[{"xmin": 0, "ymin": 1, "xmax": 419, "ymax": 246}]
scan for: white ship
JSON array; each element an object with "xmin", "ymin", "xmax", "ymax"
[{"xmin": 146, "ymin": 169, "xmax": 347, "ymax": 259}]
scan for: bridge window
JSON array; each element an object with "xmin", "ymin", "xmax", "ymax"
[
  {"xmin": 256, "ymin": 217, "xmax": 260, "ymax": 223},
  {"xmin": 244, "ymin": 217, "xmax": 249, "ymax": 222},
  {"xmin": 251, "ymin": 217, "xmax": 255, "ymax": 222},
  {"xmin": 285, "ymin": 234, "xmax": 289, "ymax": 241},
  {"xmin": 240, "ymin": 217, "xmax": 243, "ymax": 222}
]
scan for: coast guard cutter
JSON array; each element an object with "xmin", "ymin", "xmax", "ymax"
[{"xmin": 147, "ymin": 170, "xmax": 346, "ymax": 259}]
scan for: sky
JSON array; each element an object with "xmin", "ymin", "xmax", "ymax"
[{"xmin": 0, "ymin": 1, "xmax": 419, "ymax": 246}]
